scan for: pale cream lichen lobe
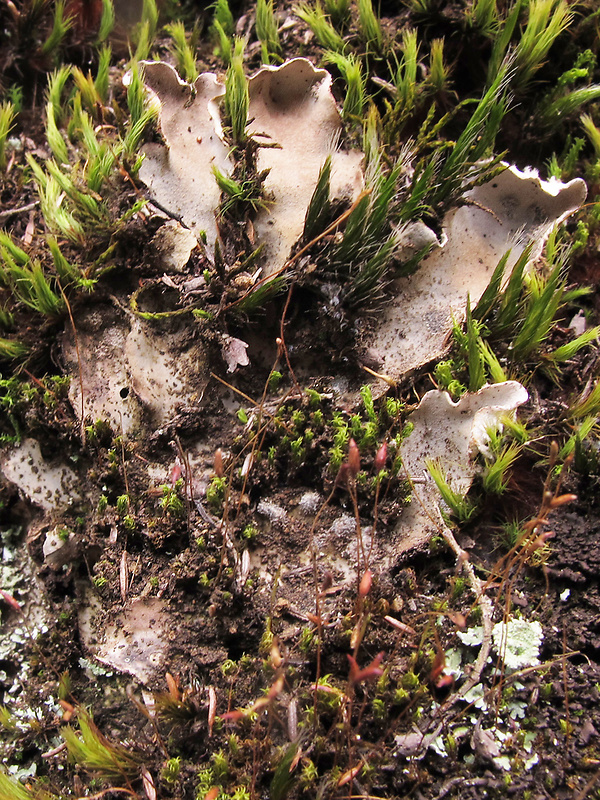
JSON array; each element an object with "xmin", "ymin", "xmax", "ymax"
[{"xmin": 137, "ymin": 58, "xmax": 363, "ymax": 273}]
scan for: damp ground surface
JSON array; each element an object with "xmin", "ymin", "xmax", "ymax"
[{"xmin": 2, "ymin": 3, "xmax": 600, "ymax": 800}]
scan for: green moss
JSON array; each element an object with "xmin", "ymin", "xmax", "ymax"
[
  {"xmin": 207, "ymin": 476, "xmax": 228, "ymax": 512},
  {"xmin": 159, "ymin": 480, "xmax": 185, "ymax": 517},
  {"xmin": 241, "ymin": 524, "xmax": 257, "ymax": 541},
  {"xmin": 401, "ymin": 671, "xmax": 420, "ymax": 690},
  {"xmin": 162, "ymin": 756, "xmax": 181, "ymax": 783}
]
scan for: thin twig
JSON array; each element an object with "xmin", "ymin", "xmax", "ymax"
[
  {"xmin": 0, "ymin": 200, "xmax": 39, "ymax": 222},
  {"xmin": 573, "ymin": 766, "xmax": 600, "ymax": 800},
  {"xmin": 174, "ymin": 434, "xmax": 192, "ymax": 531},
  {"xmin": 278, "ymin": 281, "xmax": 302, "ymax": 396},
  {"xmin": 58, "ymin": 283, "xmax": 86, "ymax": 442},
  {"xmin": 221, "ymin": 188, "xmax": 373, "ymax": 314},
  {"xmin": 438, "ymin": 518, "xmax": 494, "ymax": 706},
  {"xmin": 76, "ymin": 790, "xmax": 139, "ymax": 800},
  {"xmin": 401, "ymin": 462, "xmax": 495, "ymax": 705}
]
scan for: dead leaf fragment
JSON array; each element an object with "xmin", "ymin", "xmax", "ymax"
[
  {"xmin": 471, "ymin": 723, "xmax": 502, "ymax": 760},
  {"xmin": 120, "ymin": 549, "xmax": 129, "ymax": 603},
  {"xmin": 394, "ymin": 724, "xmax": 443, "ymax": 759},
  {"xmin": 222, "ymin": 335, "xmax": 250, "ymax": 372},
  {"xmin": 142, "ymin": 766, "xmax": 157, "ymax": 800}
]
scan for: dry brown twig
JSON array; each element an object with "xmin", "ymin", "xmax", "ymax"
[{"xmin": 437, "ymin": 515, "xmax": 494, "ymax": 707}]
